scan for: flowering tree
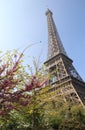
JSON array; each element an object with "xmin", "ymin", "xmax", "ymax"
[{"xmin": 0, "ymin": 50, "xmax": 48, "ymax": 116}]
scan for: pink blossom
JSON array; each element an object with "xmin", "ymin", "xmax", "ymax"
[
  {"xmin": 7, "ymin": 104, "xmax": 13, "ymax": 110},
  {"xmin": 0, "ymin": 110, "xmax": 4, "ymax": 115},
  {"xmin": 16, "ymin": 94, "xmax": 22, "ymax": 100},
  {"xmin": 22, "ymin": 100, "xmax": 29, "ymax": 106},
  {"xmin": 25, "ymin": 84, "xmax": 33, "ymax": 91},
  {"xmin": 40, "ymin": 78, "xmax": 48, "ymax": 87}
]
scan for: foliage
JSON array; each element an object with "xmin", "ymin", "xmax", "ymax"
[
  {"xmin": 0, "ymin": 51, "xmax": 47, "ymax": 117},
  {"xmin": 0, "ymin": 50, "xmax": 85, "ymax": 130},
  {"xmin": 49, "ymin": 104, "xmax": 85, "ymax": 130},
  {"xmin": 0, "ymin": 51, "xmax": 48, "ymax": 129}
]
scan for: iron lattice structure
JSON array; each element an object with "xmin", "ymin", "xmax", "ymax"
[{"xmin": 44, "ymin": 9, "xmax": 85, "ymax": 105}]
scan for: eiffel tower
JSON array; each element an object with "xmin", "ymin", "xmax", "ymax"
[{"xmin": 44, "ymin": 9, "xmax": 85, "ymax": 105}]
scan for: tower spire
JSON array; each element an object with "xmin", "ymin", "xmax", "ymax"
[{"xmin": 46, "ymin": 9, "xmax": 67, "ymax": 60}]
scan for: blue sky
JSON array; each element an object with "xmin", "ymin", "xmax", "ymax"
[{"xmin": 0, "ymin": 0, "xmax": 85, "ymax": 80}]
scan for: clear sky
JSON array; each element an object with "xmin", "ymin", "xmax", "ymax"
[{"xmin": 0, "ymin": 0, "xmax": 85, "ymax": 80}]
